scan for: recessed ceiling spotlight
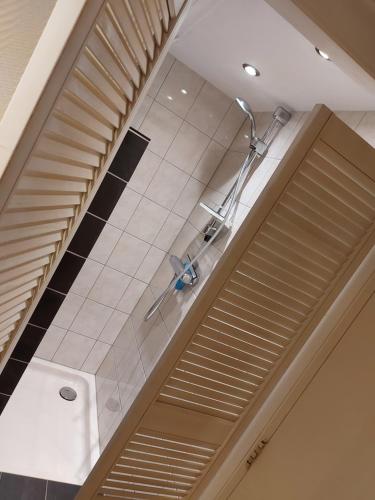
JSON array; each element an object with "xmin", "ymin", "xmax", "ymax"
[
  {"xmin": 242, "ymin": 63, "xmax": 260, "ymax": 77},
  {"xmin": 315, "ymin": 47, "xmax": 330, "ymax": 60},
  {"xmin": 167, "ymin": 95, "xmax": 174, "ymax": 101},
  {"xmin": 181, "ymin": 88, "xmax": 188, "ymax": 95}
]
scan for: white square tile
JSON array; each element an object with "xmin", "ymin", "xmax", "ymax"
[
  {"xmin": 139, "ymin": 317, "xmax": 170, "ymax": 377},
  {"xmin": 186, "ymin": 82, "xmax": 232, "ymax": 137},
  {"xmin": 147, "ymin": 53, "xmax": 175, "ymax": 99},
  {"xmin": 89, "ymin": 224, "xmax": 122, "ymax": 264},
  {"xmin": 165, "ymin": 122, "xmax": 210, "ymax": 174},
  {"xmin": 253, "ymin": 111, "xmax": 274, "ymax": 138},
  {"xmin": 113, "ymin": 315, "xmax": 137, "ymax": 350},
  {"xmin": 53, "ymin": 331, "xmax": 95, "ymax": 369},
  {"xmin": 229, "ymin": 119, "xmax": 253, "ymax": 153},
  {"xmin": 97, "ymin": 385, "xmax": 122, "ymax": 448},
  {"xmin": 209, "ymin": 150, "xmax": 247, "ymax": 195},
  {"xmin": 214, "ymin": 101, "xmax": 245, "ymax": 148},
  {"xmin": 99, "ymin": 309, "xmax": 129, "ymax": 344},
  {"xmin": 70, "ymin": 258, "xmax": 103, "ymax": 297},
  {"xmin": 128, "ymin": 287, "xmax": 161, "ymax": 343},
  {"xmin": 131, "ymin": 94, "xmax": 153, "ymax": 130},
  {"xmin": 107, "ymin": 232, "xmax": 150, "ymax": 276},
  {"xmin": 156, "ymin": 59, "xmax": 204, "ymax": 118},
  {"xmin": 140, "ymin": 101, "xmax": 182, "ymax": 157},
  {"xmin": 116, "ymin": 278, "xmax": 148, "ymax": 314},
  {"xmin": 189, "ymin": 187, "xmax": 224, "ymax": 231},
  {"xmin": 70, "ymin": 299, "xmax": 113, "ymax": 339},
  {"xmin": 81, "ymin": 341, "xmax": 111, "ymax": 374},
  {"xmin": 214, "ymin": 202, "xmax": 249, "ymax": 253},
  {"xmin": 118, "ymin": 361, "xmax": 145, "ymax": 414},
  {"xmin": 173, "ymin": 177, "xmax": 205, "ymax": 218},
  {"xmin": 108, "ymin": 187, "xmax": 142, "ymax": 230},
  {"xmin": 192, "ymin": 140, "xmax": 226, "ymax": 184},
  {"xmin": 89, "ymin": 267, "xmax": 132, "ymax": 307},
  {"xmin": 267, "ymin": 112, "xmax": 306, "ymax": 160},
  {"xmin": 34, "ymin": 325, "xmax": 67, "ymax": 360},
  {"xmin": 96, "ymin": 348, "xmax": 118, "ymax": 405},
  {"xmin": 336, "ymin": 111, "xmax": 365, "ymax": 131},
  {"xmin": 126, "ymin": 198, "xmax": 169, "ymax": 244},
  {"xmin": 113, "ymin": 327, "xmax": 140, "ymax": 382},
  {"xmin": 135, "ymin": 246, "xmax": 166, "ymax": 283},
  {"xmin": 52, "ymin": 292, "xmax": 85, "ymax": 329},
  {"xmin": 127, "ymin": 149, "xmax": 162, "ymax": 195},
  {"xmin": 145, "ymin": 160, "xmax": 189, "ymax": 209},
  {"xmin": 150, "ymin": 255, "xmax": 174, "ymax": 294},
  {"xmin": 169, "ymin": 221, "xmax": 200, "ymax": 258},
  {"xmin": 153, "ymin": 212, "xmax": 185, "ymax": 251},
  {"xmin": 240, "ymin": 157, "xmax": 280, "ymax": 207},
  {"xmin": 159, "ymin": 287, "xmax": 197, "ymax": 336}
]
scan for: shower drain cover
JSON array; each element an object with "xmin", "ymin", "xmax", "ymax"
[{"xmin": 59, "ymin": 386, "xmax": 77, "ymax": 401}]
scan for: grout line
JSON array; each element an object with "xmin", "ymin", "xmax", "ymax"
[
  {"xmin": 65, "ymin": 249, "xmax": 87, "ymax": 260},
  {"xmin": 86, "ymin": 210, "xmax": 108, "ymax": 224},
  {"xmin": 106, "ymin": 170, "xmax": 128, "ymax": 184},
  {"xmin": 65, "ymin": 249, "xmax": 85, "ymax": 261},
  {"xmin": 354, "ymin": 111, "xmax": 367, "ymax": 132},
  {"xmin": 128, "ymin": 126, "xmax": 151, "ymax": 142},
  {"xmin": 9, "ymin": 357, "xmax": 28, "ymax": 364},
  {"xmin": 27, "ymin": 323, "xmax": 47, "ymax": 331},
  {"xmin": 46, "ymin": 286, "xmax": 67, "ymax": 297}
]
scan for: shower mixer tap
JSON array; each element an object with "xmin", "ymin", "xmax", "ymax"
[{"xmin": 170, "ymin": 254, "xmax": 198, "ymax": 288}]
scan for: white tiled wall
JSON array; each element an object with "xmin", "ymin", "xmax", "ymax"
[
  {"xmin": 94, "ymin": 106, "xmax": 375, "ymax": 449},
  {"xmin": 35, "ymin": 54, "xmax": 245, "ymax": 381},
  {"xmin": 32, "ymin": 48, "xmax": 375, "ymax": 448}
]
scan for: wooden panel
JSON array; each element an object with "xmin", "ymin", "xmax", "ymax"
[{"xmin": 77, "ymin": 105, "xmax": 375, "ymax": 499}]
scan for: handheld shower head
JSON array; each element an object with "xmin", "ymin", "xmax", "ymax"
[{"xmin": 235, "ymin": 97, "xmax": 256, "ymax": 141}]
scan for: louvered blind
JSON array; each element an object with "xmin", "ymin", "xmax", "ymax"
[
  {"xmin": 0, "ymin": 0, "xmax": 188, "ymax": 361},
  {"xmin": 77, "ymin": 108, "xmax": 375, "ymax": 499}
]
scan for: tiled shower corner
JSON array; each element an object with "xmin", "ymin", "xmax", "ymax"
[
  {"xmin": 94, "ymin": 96, "xmax": 375, "ymax": 450},
  {"xmin": 34, "ymin": 54, "xmax": 246, "ymax": 379}
]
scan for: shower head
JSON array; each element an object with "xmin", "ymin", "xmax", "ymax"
[{"xmin": 236, "ymin": 97, "xmax": 256, "ymax": 141}]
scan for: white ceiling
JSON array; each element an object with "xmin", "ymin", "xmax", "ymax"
[{"xmin": 170, "ymin": 0, "xmax": 375, "ymax": 111}]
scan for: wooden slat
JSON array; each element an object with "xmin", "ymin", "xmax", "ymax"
[
  {"xmin": 144, "ymin": 0, "xmax": 163, "ymax": 45},
  {"xmin": 127, "ymin": 0, "xmax": 155, "ymax": 60},
  {"xmin": 0, "ymin": 207, "xmax": 75, "ymax": 227},
  {"xmin": 45, "ymin": 114, "xmax": 107, "ymax": 154},
  {"xmin": 77, "ymin": 48, "xmax": 126, "ymax": 113},
  {"xmin": 56, "ymin": 93, "xmax": 114, "ymax": 141},
  {"xmin": 36, "ymin": 136, "xmax": 100, "ymax": 167},
  {"xmin": 1, "ymin": 221, "xmax": 68, "ymax": 244},
  {"xmin": 0, "ymin": 257, "xmax": 49, "ymax": 285},
  {"xmin": 26, "ymin": 156, "xmax": 95, "ymax": 180},
  {"xmin": 159, "ymin": 0, "xmax": 170, "ymax": 30},
  {"xmin": 17, "ymin": 175, "xmax": 87, "ymax": 194},
  {"xmin": 0, "ymin": 283, "xmax": 38, "ymax": 309},
  {"xmin": 109, "ymin": 0, "xmax": 148, "ymax": 74},
  {"xmin": 99, "ymin": 8, "xmax": 141, "ymax": 87},
  {"xmin": 86, "ymin": 29, "xmax": 134, "ymax": 102},
  {"xmin": 66, "ymin": 72, "xmax": 120, "ymax": 127}
]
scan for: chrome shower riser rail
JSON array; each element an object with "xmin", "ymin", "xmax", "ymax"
[{"xmin": 144, "ymin": 105, "xmax": 291, "ymax": 321}]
